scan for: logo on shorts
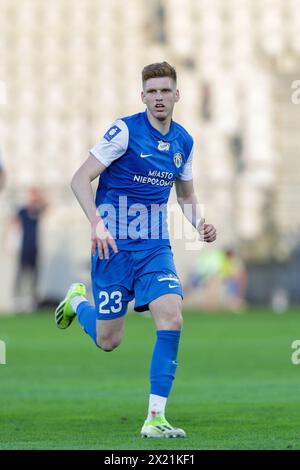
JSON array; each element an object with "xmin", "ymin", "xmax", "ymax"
[
  {"xmin": 158, "ymin": 140, "xmax": 170, "ymax": 151},
  {"xmin": 157, "ymin": 275, "xmax": 180, "ymax": 283},
  {"xmin": 173, "ymin": 152, "xmax": 183, "ymax": 168}
]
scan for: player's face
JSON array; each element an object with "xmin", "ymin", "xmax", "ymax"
[{"xmin": 141, "ymin": 77, "xmax": 179, "ymax": 122}]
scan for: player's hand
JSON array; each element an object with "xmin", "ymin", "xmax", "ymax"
[
  {"xmin": 91, "ymin": 216, "xmax": 118, "ymax": 260},
  {"xmin": 197, "ymin": 219, "xmax": 217, "ymax": 243}
]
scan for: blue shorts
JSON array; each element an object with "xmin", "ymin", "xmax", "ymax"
[{"xmin": 91, "ymin": 245, "xmax": 183, "ymax": 320}]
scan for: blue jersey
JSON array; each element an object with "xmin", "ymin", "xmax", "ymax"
[{"xmin": 90, "ymin": 111, "xmax": 194, "ymax": 250}]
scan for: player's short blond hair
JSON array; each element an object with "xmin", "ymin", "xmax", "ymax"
[{"xmin": 142, "ymin": 62, "xmax": 177, "ymax": 85}]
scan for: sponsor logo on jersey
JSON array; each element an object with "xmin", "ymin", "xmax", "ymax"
[
  {"xmin": 173, "ymin": 152, "xmax": 183, "ymax": 168},
  {"xmin": 158, "ymin": 140, "xmax": 170, "ymax": 151},
  {"xmin": 133, "ymin": 169, "xmax": 174, "ymax": 187},
  {"xmin": 103, "ymin": 125, "xmax": 122, "ymax": 142}
]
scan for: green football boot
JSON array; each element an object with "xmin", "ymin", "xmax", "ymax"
[
  {"xmin": 55, "ymin": 283, "xmax": 86, "ymax": 329},
  {"xmin": 141, "ymin": 416, "xmax": 186, "ymax": 439}
]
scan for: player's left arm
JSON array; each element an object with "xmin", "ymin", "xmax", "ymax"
[{"xmin": 175, "ymin": 178, "xmax": 217, "ymax": 243}]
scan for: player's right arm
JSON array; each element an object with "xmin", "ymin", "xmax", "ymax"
[
  {"xmin": 72, "ymin": 119, "xmax": 128, "ymax": 259},
  {"xmin": 71, "ymin": 154, "xmax": 118, "ymax": 260}
]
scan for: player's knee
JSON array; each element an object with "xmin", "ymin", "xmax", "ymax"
[
  {"xmin": 96, "ymin": 334, "xmax": 122, "ymax": 352},
  {"xmin": 169, "ymin": 311, "xmax": 183, "ymax": 330},
  {"xmin": 97, "ymin": 339, "xmax": 119, "ymax": 352},
  {"xmin": 160, "ymin": 303, "xmax": 183, "ymax": 330}
]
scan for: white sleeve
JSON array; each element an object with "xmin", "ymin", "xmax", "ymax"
[
  {"xmin": 89, "ymin": 119, "xmax": 129, "ymax": 167},
  {"xmin": 177, "ymin": 144, "xmax": 194, "ymax": 181}
]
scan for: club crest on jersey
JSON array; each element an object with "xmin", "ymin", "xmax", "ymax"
[
  {"xmin": 173, "ymin": 152, "xmax": 183, "ymax": 168},
  {"xmin": 103, "ymin": 125, "xmax": 122, "ymax": 142},
  {"xmin": 157, "ymin": 140, "xmax": 170, "ymax": 151}
]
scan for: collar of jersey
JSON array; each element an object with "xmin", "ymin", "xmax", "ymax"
[{"xmin": 143, "ymin": 110, "xmax": 178, "ymax": 141}]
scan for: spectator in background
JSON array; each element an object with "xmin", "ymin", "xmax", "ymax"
[
  {"xmin": 219, "ymin": 249, "xmax": 248, "ymax": 311},
  {"xmin": 184, "ymin": 248, "xmax": 222, "ymax": 295},
  {"xmin": 13, "ymin": 187, "xmax": 47, "ymax": 312},
  {"xmin": 184, "ymin": 248, "xmax": 247, "ymax": 312}
]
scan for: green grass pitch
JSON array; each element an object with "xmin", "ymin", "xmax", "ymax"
[{"xmin": 0, "ymin": 309, "xmax": 300, "ymax": 450}]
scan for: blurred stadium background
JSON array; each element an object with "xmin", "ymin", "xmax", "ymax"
[
  {"xmin": 1, "ymin": 0, "xmax": 300, "ymax": 452},
  {"xmin": 0, "ymin": 0, "xmax": 300, "ymax": 312}
]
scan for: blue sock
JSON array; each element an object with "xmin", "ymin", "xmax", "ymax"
[
  {"xmin": 150, "ymin": 330, "xmax": 181, "ymax": 398},
  {"xmin": 76, "ymin": 301, "xmax": 98, "ymax": 346}
]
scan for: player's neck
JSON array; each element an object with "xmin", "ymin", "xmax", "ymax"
[{"xmin": 146, "ymin": 110, "xmax": 172, "ymax": 136}]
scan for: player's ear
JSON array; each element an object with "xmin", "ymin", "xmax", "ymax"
[
  {"xmin": 141, "ymin": 90, "xmax": 146, "ymax": 104},
  {"xmin": 175, "ymin": 89, "xmax": 180, "ymax": 102}
]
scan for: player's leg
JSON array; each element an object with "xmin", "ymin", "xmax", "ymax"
[
  {"xmin": 54, "ymin": 282, "xmax": 96, "ymax": 337},
  {"xmin": 140, "ymin": 293, "xmax": 185, "ymax": 438},
  {"xmin": 55, "ymin": 250, "xmax": 133, "ymax": 350},
  {"xmin": 55, "ymin": 283, "xmax": 129, "ymax": 350},
  {"xmin": 96, "ymin": 316, "xmax": 126, "ymax": 352},
  {"xmin": 148, "ymin": 293, "xmax": 182, "ymax": 411},
  {"xmin": 149, "ymin": 293, "xmax": 182, "ymax": 329},
  {"xmin": 91, "ymin": 249, "xmax": 133, "ymax": 349},
  {"xmin": 133, "ymin": 246, "xmax": 186, "ymax": 438}
]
